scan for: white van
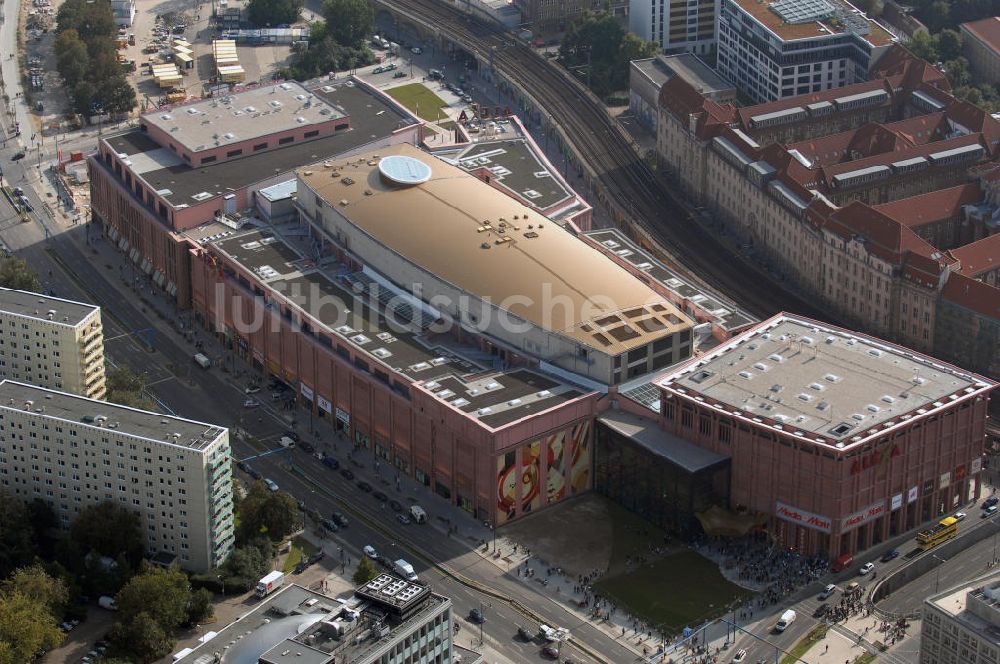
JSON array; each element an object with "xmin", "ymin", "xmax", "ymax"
[
  {"xmin": 409, "ymin": 505, "xmax": 427, "ymax": 524},
  {"xmin": 775, "ymin": 609, "xmax": 796, "ymax": 632}
]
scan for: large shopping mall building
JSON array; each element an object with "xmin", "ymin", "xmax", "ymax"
[{"xmin": 88, "ymin": 76, "xmax": 995, "ymax": 557}]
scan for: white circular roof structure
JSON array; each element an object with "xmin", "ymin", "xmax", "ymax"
[{"xmin": 378, "ymin": 155, "xmax": 432, "ymax": 186}]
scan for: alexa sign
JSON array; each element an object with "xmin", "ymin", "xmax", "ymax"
[
  {"xmin": 775, "ymin": 501, "xmax": 832, "ymax": 533},
  {"xmin": 841, "ymin": 499, "xmax": 886, "ymax": 532}
]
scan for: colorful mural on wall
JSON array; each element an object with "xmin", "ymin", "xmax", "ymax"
[
  {"xmin": 546, "ymin": 431, "xmax": 566, "ymax": 504},
  {"xmin": 521, "ymin": 440, "xmax": 542, "ymax": 514},
  {"xmin": 497, "ymin": 451, "xmax": 517, "ymax": 524},
  {"xmin": 496, "ymin": 420, "xmax": 593, "ymax": 524},
  {"xmin": 569, "ymin": 420, "xmax": 591, "ymax": 494}
]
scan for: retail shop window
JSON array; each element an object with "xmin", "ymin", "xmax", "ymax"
[
  {"xmin": 201, "ymin": 156, "xmax": 217, "ymax": 165},
  {"xmin": 415, "ymin": 468, "xmax": 430, "ymax": 486},
  {"xmin": 278, "ymin": 136, "xmax": 294, "ymax": 145},
  {"xmin": 304, "ymin": 130, "xmax": 319, "ymax": 138}
]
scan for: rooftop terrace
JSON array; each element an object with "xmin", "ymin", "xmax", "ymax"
[
  {"xmin": 730, "ymin": 0, "xmax": 894, "ymax": 45},
  {"xmin": 453, "ymin": 138, "xmax": 573, "ymax": 212}
]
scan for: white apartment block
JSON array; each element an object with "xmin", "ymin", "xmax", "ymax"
[
  {"xmin": 629, "ymin": 0, "xmax": 718, "ymax": 55},
  {"xmin": 716, "ymin": 0, "xmax": 895, "ymax": 103},
  {"xmin": 0, "ymin": 288, "xmax": 106, "ymax": 400},
  {"xmin": 923, "ymin": 576, "xmax": 1000, "ymax": 664},
  {"xmin": 0, "ymin": 380, "xmax": 234, "ymax": 572}
]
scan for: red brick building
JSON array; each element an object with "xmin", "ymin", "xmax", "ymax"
[{"xmin": 657, "ymin": 313, "xmax": 996, "ymax": 558}]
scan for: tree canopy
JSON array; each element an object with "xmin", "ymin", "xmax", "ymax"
[
  {"xmin": 55, "ymin": 0, "xmax": 136, "ymax": 117},
  {"xmin": 246, "ymin": 0, "xmax": 303, "ymax": 27},
  {"xmin": 906, "ymin": 31, "xmax": 1000, "ymax": 112},
  {"xmin": 0, "ymin": 568, "xmax": 67, "ymax": 664},
  {"xmin": 236, "ymin": 481, "xmax": 302, "ymax": 543},
  {"xmin": 0, "ymin": 257, "xmax": 40, "ymax": 292},
  {"xmin": 559, "ymin": 11, "xmax": 658, "ymax": 98},
  {"xmin": 321, "ymin": 0, "xmax": 373, "ymax": 48},
  {"xmin": 109, "ymin": 565, "xmax": 197, "ymax": 662},
  {"xmin": 104, "ymin": 364, "xmax": 157, "ymax": 410},
  {"xmin": 70, "ymin": 501, "xmax": 144, "ymax": 566},
  {"xmin": 352, "ymin": 556, "xmax": 378, "ymax": 585},
  {"xmin": 907, "ymin": 0, "xmax": 999, "ymax": 33}
]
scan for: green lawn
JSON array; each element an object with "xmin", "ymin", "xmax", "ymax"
[
  {"xmin": 594, "ymin": 549, "xmax": 750, "ymax": 632},
  {"xmin": 282, "ymin": 536, "xmax": 319, "ymax": 573},
  {"xmin": 439, "ymin": 120, "xmax": 457, "ymax": 131},
  {"xmin": 386, "ymin": 83, "xmax": 449, "ymax": 122},
  {"xmin": 853, "ymin": 654, "xmax": 877, "ymax": 664},
  {"xmin": 780, "ymin": 625, "xmax": 828, "ymax": 664}
]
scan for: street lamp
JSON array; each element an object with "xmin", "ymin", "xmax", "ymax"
[{"xmin": 931, "ymin": 553, "xmax": 947, "ymax": 594}]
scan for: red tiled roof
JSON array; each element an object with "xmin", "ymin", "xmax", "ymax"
[
  {"xmin": 873, "ymin": 183, "xmax": 983, "ymax": 228},
  {"xmin": 941, "ymin": 99, "xmax": 1000, "ymax": 151},
  {"xmin": 941, "ymin": 271, "xmax": 1000, "ymax": 319},
  {"xmin": 961, "ymin": 17, "xmax": 1000, "ymax": 55},
  {"xmin": 658, "ymin": 76, "xmax": 735, "ymax": 138},
  {"xmin": 871, "ymin": 45, "xmax": 950, "ymax": 91},
  {"xmin": 901, "ymin": 251, "xmax": 948, "ymax": 290},
  {"xmin": 823, "ymin": 201, "xmax": 937, "ymax": 263},
  {"xmin": 950, "ymin": 233, "xmax": 1000, "ymax": 276},
  {"xmin": 882, "ymin": 112, "xmax": 950, "ymax": 146},
  {"xmin": 819, "ymin": 132, "xmax": 986, "ymax": 182},
  {"xmin": 736, "ymin": 79, "xmax": 892, "ymax": 130}
]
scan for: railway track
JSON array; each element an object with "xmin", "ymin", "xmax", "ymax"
[{"xmin": 382, "ymin": 0, "xmax": 832, "ymax": 321}]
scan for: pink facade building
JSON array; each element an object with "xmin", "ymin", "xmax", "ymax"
[{"xmin": 657, "ymin": 313, "xmax": 995, "ymax": 558}]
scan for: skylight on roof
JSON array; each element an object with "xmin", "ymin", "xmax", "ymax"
[{"xmin": 771, "ymin": 0, "xmax": 835, "ymax": 24}]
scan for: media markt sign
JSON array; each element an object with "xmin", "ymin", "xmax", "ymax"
[
  {"xmin": 841, "ymin": 499, "xmax": 887, "ymax": 532},
  {"xmin": 775, "ymin": 501, "xmax": 832, "ymax": 533}
]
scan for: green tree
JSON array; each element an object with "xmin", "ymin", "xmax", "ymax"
[
  {"xmin": 0, "ymin": 493, "xmax": 37, "ymax": 579},
  {"xmin": 104, "ymin": 364, "xmax": 157, "ymax": 413},
  {"xmin": 54, "ymin": 29, "xmax": 90, "ymax": 88},
  {"xmin": 187, "ymin": 587, "xmax": 214, "ymax": 624},
  {"xmin": 321, "ymin": 0, "xmax": 373, "ymax": 47},
  {"xmin": 1, "ymin": 565, "xmax": 69, "ymax": 618},
  {"xmin": 559, "ymin": 10, "xmax": 655, "ymax": 98},
  {"xmin": 70, "ymin": 501, "xmax": 144, "ymax": 566},
  {"xmin": 109, "ymin": 612, "xmax": 173, "ymax": 664},
  {"xmin": 237, "ymin": 482, "xmax": 302, "ymax": 543},
  {"xmin": 246, "ymin": 0, "xmax": 303, "ymax": 27},
  {"xmin": 908, "ymin": 31, "xmax": 939, "ymax": 62},
  {"xmin": 115, "ymin": 566, "xmax": 191, "ymax": 632},
  {"xmin": 0, "ymin": 591, "xmax": 64, "ymax": 664},
  {"xmin": 0, "ymin": 258, "xmax": 40, "ymax": 292},
  {"xmin": 352, "ymin": 556, "xmax": 378, "ymax": 585},
  {"xmin": 936, "ymin": 29, "xmax": 963, "ymax": 61},
  {"xmin": 944, "ymin": 57, "xmax": 972, "ymax": 87}
]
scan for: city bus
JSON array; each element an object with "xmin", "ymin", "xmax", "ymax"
[{"xmin": 915, "ymin": 516, "xmax": 959, "ymax": 550}]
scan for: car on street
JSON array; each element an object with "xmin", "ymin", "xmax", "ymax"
[
  {"xmin": 363, "ymin": 545, "xmax": 378, "ymax": 559},
  {"xmin": 298, "ymin": 441, "xmax": 315, "ymax": 454},
  {"xmin": 11, "ymin": 152, "xmax": 25, "ymax": 161},
  {"xmin": 19, "ymin": 197, "xmax": 32, "ymax": 212},
  {"xmin": 340, "ymin": 468, "xmax": 355, "ymax": 480},
  {"xmin": 243, "ymin": 398, "xmax": 260, "ymax": 409},
  {"xmin": 245, "ymin": 385, "xmax": 260, "ymax": 394},
  {"xmin": 293, "ymin": 561, "xmax": 307, "ymax": 574},
  {"xmin": 410, "ymin": 46, "xmax": 422, "ymax": 54},
  {"xmin": 308, "ymin": 551, "xmax": 325, "ymax": 564},
  {"xmin": 357, "ymin": 481, "xmax": 373, "ymax": 493},
  {"xmin": 812, "ymin": 604, "xmax": 829, "ymax": 619},
  {"xmin": 282, "ymin": 431, "xmax": 300, "ymax": 442},
  {"xmin": 468, "ymin": 608, "xmax": 485, "ymax": 624},
  {"xmin": 237, "ymin": 461, "xmax": 249, "ymax": 473},
  {"xmin": 12, "ymin": 187, "xmax": 23, "ymax": 196},
  {"xmin": 731, "ymin": 649, "xmax": 747, "ymax": 663},
  {"xmin": 396, "ymin": 514, "xmax": 411, "ymax": 525},
  {"xmin": 373, "ymin": 490, "xmax": 388, "ymax": 502},
  {"xmin": 388, "ymin": 499, "xmax": 403, "ymax": 512},
  {"xmin": 263, "ymin": 478, "xmax": 279, "ymax": 492},
  {"xmin": 859, "ymin": 562, "xmax": 875, "ymax": 575},
  {"xmin": 818, "ymin": 584, "xmax": 836, "ymax": 600},
  {"xmin": 983, "ymin": 496, "xmax": 999, "ymax": 510},
  {"xmin": 248, "ymin": 468, "xmax": 262, "ymax": 480},
  {"xmin": 321, "ymin": 519, "xmax": 338, "ymax": 532},
  {"xmin": 323, "ymin": 456, "xmax": 340, "ymax": 470},
  {"xmin": 954, "ymin": 511, "xmax": 967, "ymax": 521},
  {"xmin": 278, "ymin": 436, "xmax": 296, "ymax": 449},
  {"xmin": 881, "ymin": 548, "xmax": 899, "ymax": 562},
  {"xmin": 393, "ymin": 71, "xmax": 407, "ymax": 78},
  {"xmin": 331, "ymin": 511, "xmax": 348, "ymax": 527},
  {"xmin": 984, "ymin": 505, "xmax": 999, "ymax": 518}
]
